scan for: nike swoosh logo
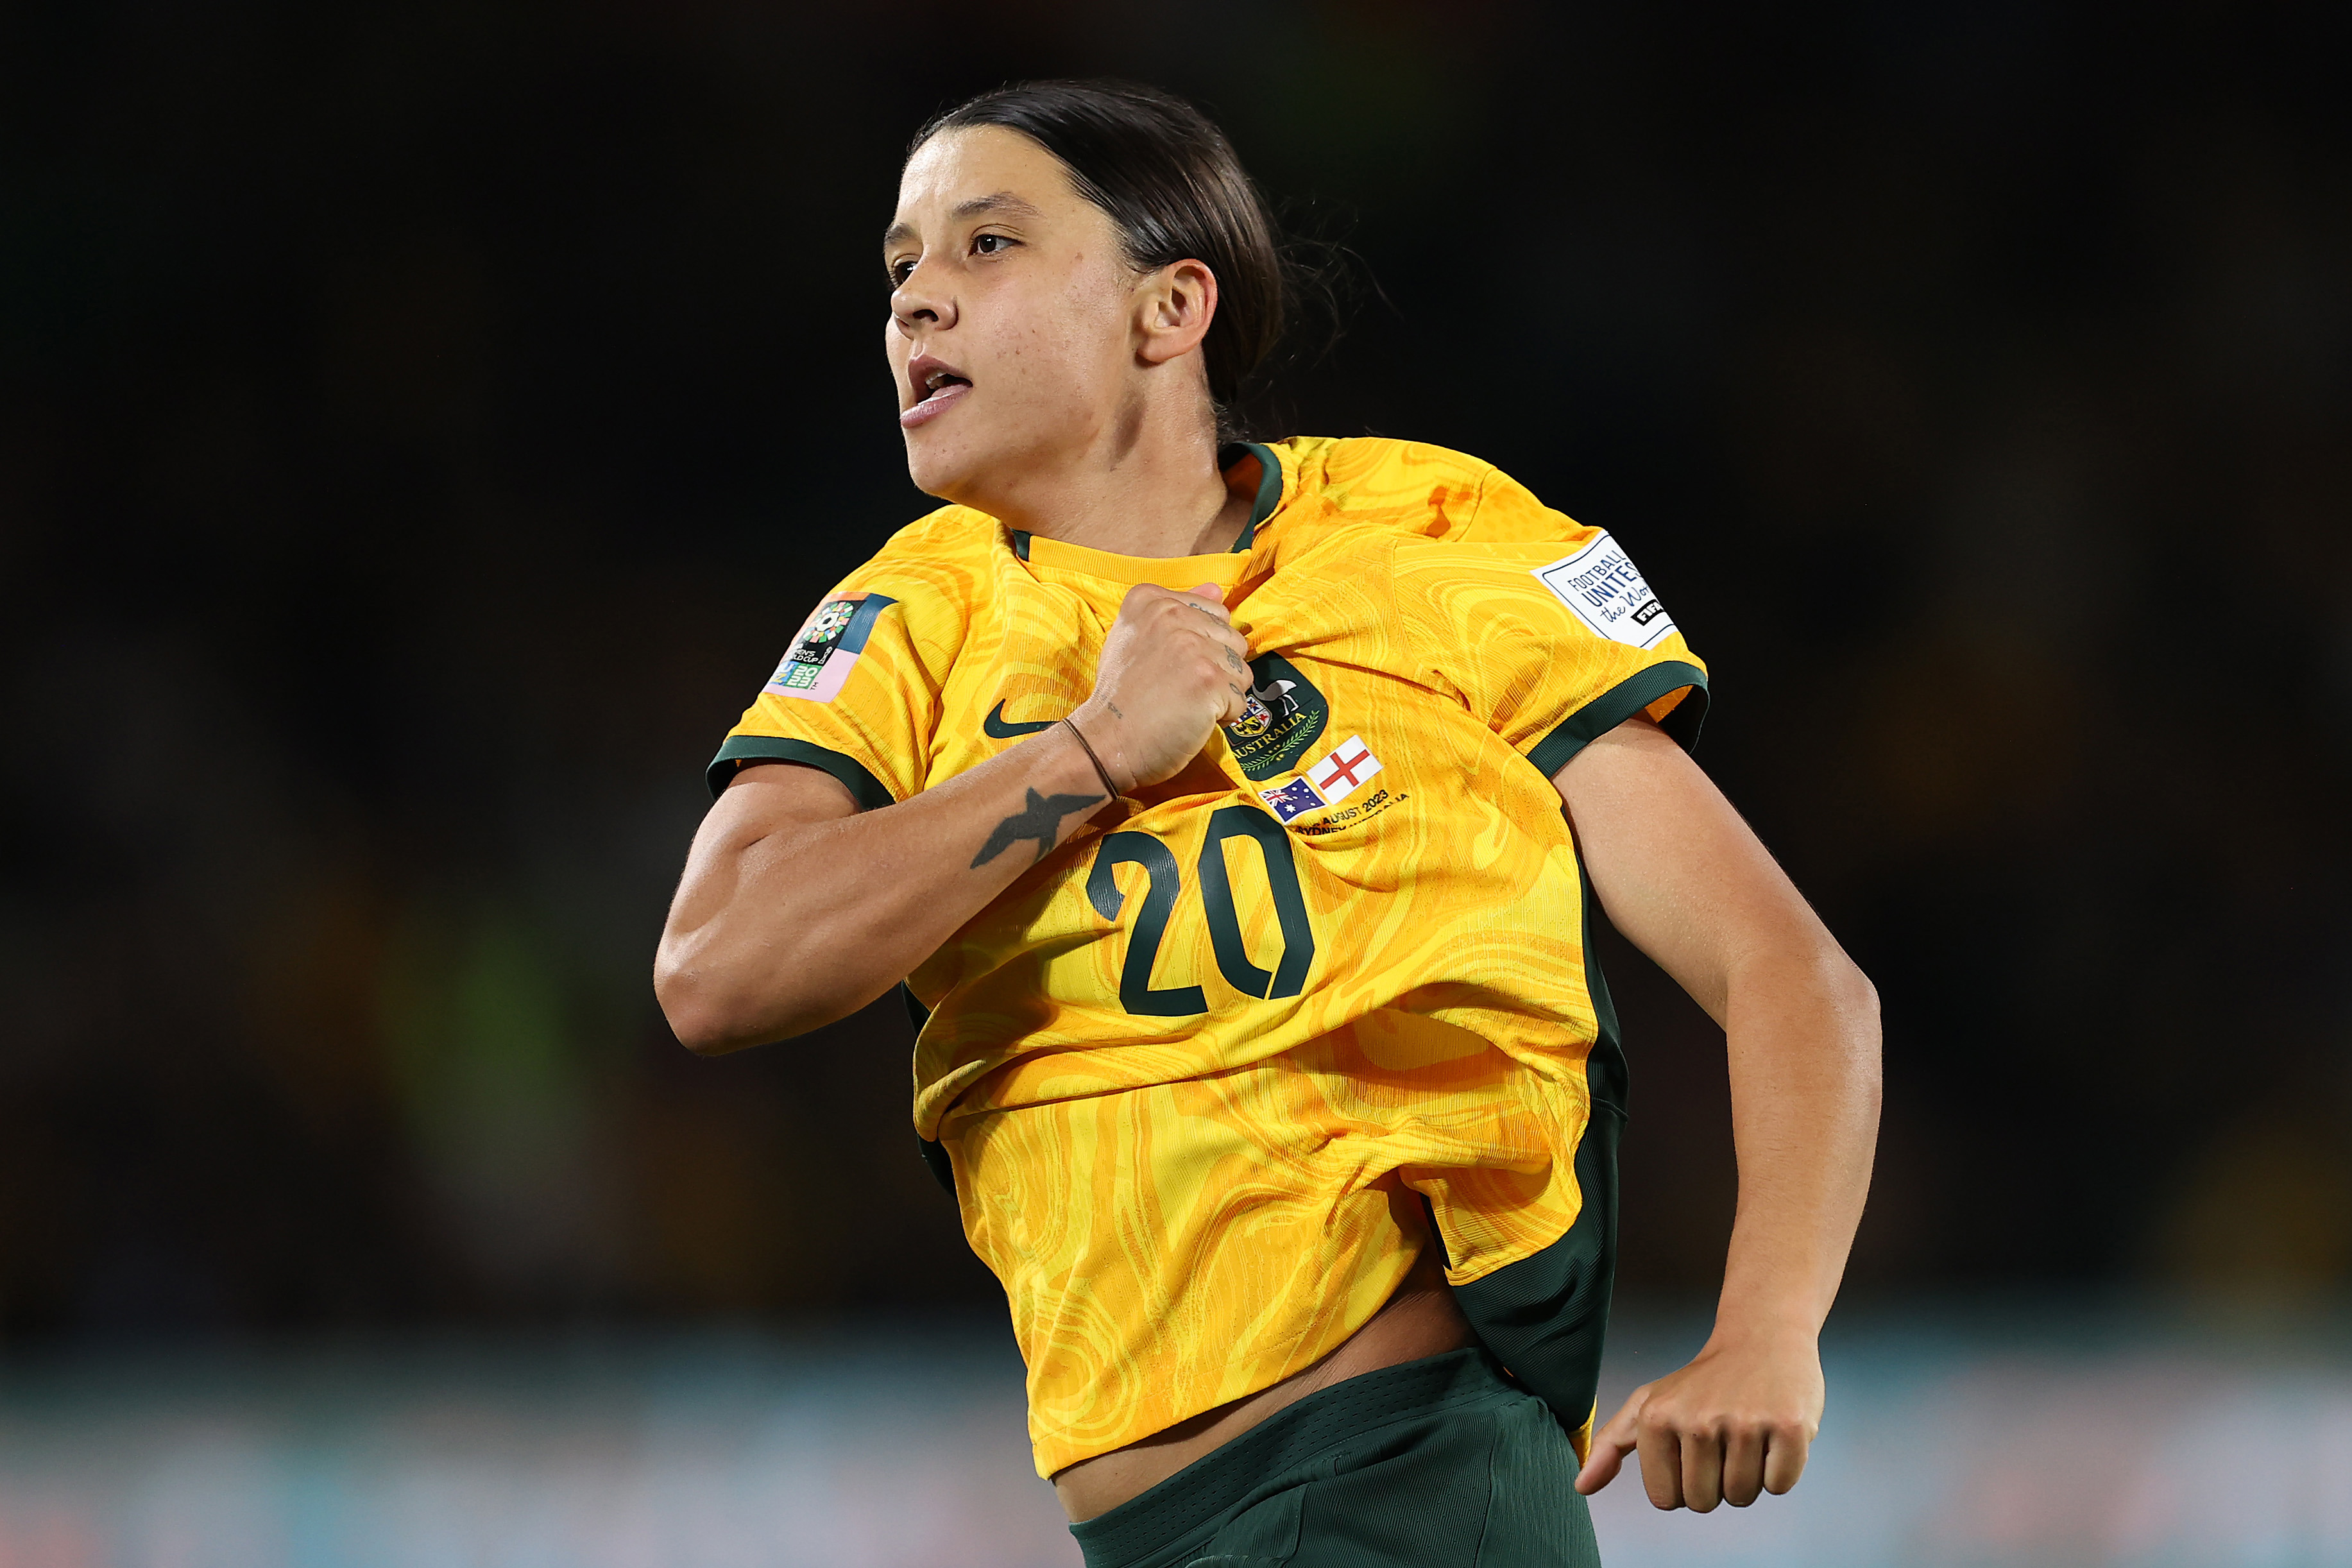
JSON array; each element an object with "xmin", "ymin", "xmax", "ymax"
[{"xmin": 984, "ymin": 700, "xmax": 1060, "ymax": 738}]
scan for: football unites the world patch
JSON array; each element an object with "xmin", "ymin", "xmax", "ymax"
[
  {"xmin": 1531, "ymin": 531, "xmax": 1676, "ymax": 650},
  {"xmin": 765, "ymin": 592, "xmax": 898, "ymax": 704}
]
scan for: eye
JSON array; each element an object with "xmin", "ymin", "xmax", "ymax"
[
  {"xmin": 972, "ymin": 232, "xmax": 1016, "ymax": 257},
  {"xmin": 887, "ymin": 257, "xmax": 916, "ymax": 287}
]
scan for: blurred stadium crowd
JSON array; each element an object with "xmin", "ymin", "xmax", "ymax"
[{"xmin": 1, "ymin": 0, "xmax": 2347, "ymax": 1342}]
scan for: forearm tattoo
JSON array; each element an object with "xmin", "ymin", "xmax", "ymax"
[{"xmin": 971, "ymin": 787, "xmax": 1107, "ymax": 869}]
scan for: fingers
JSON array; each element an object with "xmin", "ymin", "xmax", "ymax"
[
  {"xmin": 1583, "ymin": 1340, "xmax": 1822, "ymax": 1512},
  {"xmin": 1574, "ymin": 1392, "xmax": 1642, "ymax": 1496},
  {"xmin": 1182, "ymin": 589, "xmax": 1252, "ymax": 665},
  {"xmin": 1090, "ymin": 583, "xmax": 1259, "ymax": 785},
  {"xmin": 1721, "ymin": 1424, "xmax": 1768, "ymax": 1508},
  {"xmin": 1680, "ymin": 1426, "xmax": 1726, "ymax": 1513},
  {"xmin": 1761, "ymin": 1424, "xmax": 1810, "ymax": 1496},
  {"xmin": 1125, "ymin": 584, "xmax": 1248, "ymax": 648},
  {"xmin": 1628, "ymin": 1411, "xmax": 1809, "ymax": 1512},
  {"xmin": 1635, "ymin": 1402, "xmax": 1683, "ymax": 1511},
  {"xmin": 1127, "ymin": 584, "xmax": 1252, "ymax": 690}
]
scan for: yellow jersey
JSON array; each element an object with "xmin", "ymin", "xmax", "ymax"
[{"xmin": 711, "ymin": 437, "xmax": 1707, "ymax": 1476}]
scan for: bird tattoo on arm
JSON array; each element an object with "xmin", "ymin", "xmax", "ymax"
[{"xmin": 971, "ymin": 788, "xmax": 1105, "ymax": 869}]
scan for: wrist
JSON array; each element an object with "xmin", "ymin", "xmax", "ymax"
[
  {"xmin": 1701, "ymin": 1306, "xmax": 1823, "ymax": 1358},
  {"xmin": 1061, "ymin": 715, "xmax": 1126, "ymax": 799},
  {"xmin": 1067, "ymin": 702, "xmax": 1135, "ymax": 794}
]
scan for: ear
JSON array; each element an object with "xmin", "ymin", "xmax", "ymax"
[{"xmin": 1134, "ymin": 257, "xmax": 1220, "ymax": 368}]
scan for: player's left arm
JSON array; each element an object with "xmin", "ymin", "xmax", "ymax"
[{"xmin": 1554, "ymin": 714, "xmax": 1881, "ymax": 1513}]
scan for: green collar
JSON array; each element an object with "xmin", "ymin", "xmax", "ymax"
[
  {"xmin": 1220, "ymin": 441, "xmax": 1283, "ymax": 551},
  {"xmin": 1009, "ymin": 442, "xmax": 1283, "ymax": 561}
]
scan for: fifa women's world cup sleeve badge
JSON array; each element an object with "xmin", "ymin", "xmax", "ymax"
[{"xmin": 765, "ymin": 592, "xmax": 899, "ymax": 704}]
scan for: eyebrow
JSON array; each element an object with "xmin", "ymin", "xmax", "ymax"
[{"xmin": 882, "ymin": 191, "xmax": 1044, "ymax": 250}]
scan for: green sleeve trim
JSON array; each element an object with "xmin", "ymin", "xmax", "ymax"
[
  {"xmin": 705, "ymin": 735, "xmax": 896, "ymax": 810},
  {"xmin": 1524, "ymin": 660, "xmax": 1710, "ymax": 780}
]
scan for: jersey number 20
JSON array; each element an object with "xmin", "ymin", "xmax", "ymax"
[{"xmin": 1086, "ymin": 806, "xmax": 1316, "ymax": 1015}]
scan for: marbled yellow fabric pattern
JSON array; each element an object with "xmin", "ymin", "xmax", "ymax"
[{"xmin": 720, "ymin": 439, "xmax": 1704, "ymax": 1475}]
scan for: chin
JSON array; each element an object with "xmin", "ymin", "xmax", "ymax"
[
  {"xmin": 901, "ymin": 434, "xmax": 977, "ymax": 502},
  {"xmin": 902, "ymin": 402, "xmax": 1073, "ymax": 511}
]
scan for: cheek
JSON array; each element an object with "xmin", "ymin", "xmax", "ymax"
[{"xmin": 1007, "ymin": 272, "xmax": 1127, "ymax": 405}]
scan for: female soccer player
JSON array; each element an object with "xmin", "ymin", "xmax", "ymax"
[{"xmin": 656, "ymin": 80, "xmax": 1879, "ymax": 1567}]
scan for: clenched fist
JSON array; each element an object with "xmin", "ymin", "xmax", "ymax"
[
  {"xmin": 1574, "ymin": 1329, "xmax": 1825, "ymax": 1512},
  {"xmin": 1070, "ymin": 583, "xmax": 1253, "ymax": 790}
]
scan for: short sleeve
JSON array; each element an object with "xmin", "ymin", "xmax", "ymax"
[
  {"xmin": 1390, "ymin": 484, "xmax": 1708, "ymax": 779},
  {"xmin": 707, "ymin": 583, "xmax": 942, "ymax": 808}
]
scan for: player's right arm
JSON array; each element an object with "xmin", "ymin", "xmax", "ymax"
[{"xmin": 654, "ymin": 583, "xmax": 1249, "ymax": 1053}]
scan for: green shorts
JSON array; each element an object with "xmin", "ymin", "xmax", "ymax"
[{"xmin": 1068, "ymin": 1348, "xmax": 1601, "ymax": 1568}]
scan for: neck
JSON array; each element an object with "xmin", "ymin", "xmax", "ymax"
[{"xmin": 964, "ymin": 406, "xmax": 1253, "ymax": 559}]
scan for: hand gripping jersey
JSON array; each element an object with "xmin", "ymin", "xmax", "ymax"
[{"xmin": 710, "ymin": 438, "xmax": 1707, "ymax": 1477}]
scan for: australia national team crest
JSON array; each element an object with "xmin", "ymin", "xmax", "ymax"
[
  {"xmin": 1221, "ymin": 652, "xmax": 1329, "ymax": 780},
  {"xmin": 765, "ymin": 592, "xmax": 898, "ymax": 704}
]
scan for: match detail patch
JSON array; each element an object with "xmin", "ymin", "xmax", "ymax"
[
  {"xmin": 1305, "ymin": 736, "xmax": 1383, "ymax": 808},
  {"xmin": 1531, "ymin": 533, "xmax": 1676, "ymax": 649},
  {"xmin": 764, "ymin": 592, "xmax": 898, "ymax": 704}
]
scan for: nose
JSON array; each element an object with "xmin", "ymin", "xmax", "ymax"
[{"xmin": 890, "ymin": 257, "xmax": 955, "ymax": 335}]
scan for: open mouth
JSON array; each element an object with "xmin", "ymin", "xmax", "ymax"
[
  {"xmin": 916, "ymin": 366, "xmax": 971, "ymax": 403},
  {"xmin": 898, "ymin": 355, "xmax": 973, "ymax": 430},
  {"xmin": 901, "ymin": 357, "xmax": 972, "ymax": 429}
]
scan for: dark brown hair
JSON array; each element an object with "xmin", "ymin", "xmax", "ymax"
[{"xmin": 912, "ymin": 80, "xmax": 1288, "ymax": 435}]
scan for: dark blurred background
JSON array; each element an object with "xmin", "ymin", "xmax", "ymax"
[{"xmin": 3, "ymin": 0, "xmax": 2348, "ymax": 1343}]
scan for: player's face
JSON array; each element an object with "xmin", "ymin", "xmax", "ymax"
[{"xmin": 883, "ymin": 126, "xmax": 1143, "ymax": 504}]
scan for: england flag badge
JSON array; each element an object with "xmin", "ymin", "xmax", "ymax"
[{"xmin": 1306, "ymin": 737, "xmax": 1383, "ymax": 806}]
